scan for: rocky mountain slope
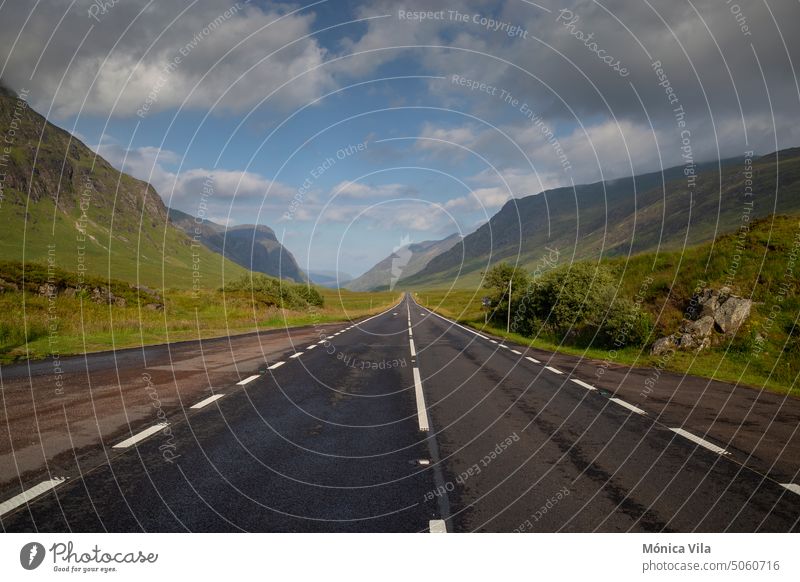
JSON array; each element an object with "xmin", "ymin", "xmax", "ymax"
[
  {"xmin": 0, "ymin": 84, "xmax": 248, "ymax": 289},
  {"xmin": 347, "ymin": 233, "xmax": 462, "ymax": 291},
  {"xmin": 168, "ymin": 209, "xmax": 305, "ymax": 282}
]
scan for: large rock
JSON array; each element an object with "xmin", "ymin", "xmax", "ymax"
[
  {"xmin": 714, "ymin": 296, "xmax": 752, "ymax": 334},
  {"xmin": 651, "ymin": 335, "xmax": 677, "ymax": 356}
]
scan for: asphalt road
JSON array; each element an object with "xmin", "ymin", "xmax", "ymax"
[{"xmin": 1, "ymin": 294, "xmax": 798, "ymax": 532}]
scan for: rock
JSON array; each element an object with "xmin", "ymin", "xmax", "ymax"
[
  {"xmin": 38, "ymin": 283, "xmax": 57, "ymax": 297},
  {"xmin": 651, "ymin": 335, "xmax": 677, "ymax": 356},
  {"xmin": 0, "ymin": 279, "xmax": 20, "ymax": 292},
  {"xmin": 114, "ymin": 296, "xmax": 127, "ymax": 307},
  {"xmin": 144, "ymin": 303, "xmax": 164, "ymax": 311},
  {"xmin": 714, "ymin": 296, "xmax": 752, "ymax": 334},
  {"xmin": 63, "ymin": 287, "xmax": 77, "ymax": 298},
  {"xmin": 683, "ymin": 315, "xmax": 716, "ymax": 337}
]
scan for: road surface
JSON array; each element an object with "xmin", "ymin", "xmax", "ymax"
[{"xmin": 1, "ymin": 294, "xmax": 798, "ymax": 532}]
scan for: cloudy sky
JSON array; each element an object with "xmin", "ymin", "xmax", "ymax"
[{"xmin": 2, "ymin": 0, "xmax": 799, "ymax": 276}]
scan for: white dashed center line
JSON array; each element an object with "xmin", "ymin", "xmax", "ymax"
[
  {"xmin": 780, "ymin": 483, "xmax": 800, "ymax": 495},
  {"xmin": 112, "ymin": 423, "xmax": 170, "ymax": 449},
  {"xmin": 0, "ymin": 478, "xmax": 67, "ymax": 517},
  {"xmin": 236, "ymin": 375, "xmax": 260, "ymax": 386},
  {"xmin": 412, "ymin": 367, "xmax": 430, "ymax": 432},
  {"xmin": 609, "ymin": 397, "xmax": 646, "ymax": 415},
  {"xmin": 669, "ymin": 428, "xmax": 729, "ymax": 455},
  {"xmin": 570, "ymin": 378, "xmax": 596, "ymax": 391},
  {"xmin": 191, "ymin": 394, "xmax": 225, "ymax": 409}
]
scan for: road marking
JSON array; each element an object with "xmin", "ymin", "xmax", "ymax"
[
  {"xmin": 511, "ymin": 349, "xmax": 522, "ymax": 355},
  {"xmin": 609, "ymin": 397, "xmax": 646, "ymax": 415},
  {"xmin": 0, "ymin": 478, "xmax": 67, "ymax": 517},
  {"xmin": 780, "ymin": 483, "xmax": 800, "ymax": 495},
  {"xmin": 393, "ymin": 312, "xmax": 398, "ymax": 315},
  {"xmin": 569, "ymin": 378, "xmax": 596, "ymax": 391},
  {"xmin": 268, "ymin": 361, "xmax": 285, "ymax": 370},
  {"xmin": 412, "ymin": 367, "xmax": 429, "ymax": 432},
  {"xmin": 409, "ymin": 338, "xmax": 417, "ymax": 357},
  {"xmin": 112, "ymin": 423, "xmax": 169, "ymax": 449},
  {"xmin": 237, "ymin": 374, "xmax": 260, "ymax": 385},
  {"xmin": 289, "ymin": 352, "xmax": 303, "ymax": 359},
  {"xmin": 490, "ymin": 340, "xmax": 497, "ymax": 344},
  {"xmin": 429, "ymin": 519, "xmax": 447, "ymax": 533},
  {"xmin": 191, "ymin": 394, "xmax": 225, "ymax": 409},
  {"xmin": 409, "ymin": 329, "xmax": 413, "ymax": 337},
  {"xmin": 525, "ymin": 356, "xmax": 540, "ymax": 364},
  {"xmin": 317, "ymin": 339, "xmax": 326, "ymax": 344},
  {"xmin": 544, "ymin": 366, "xmax": 563, "ymax": 375},
  {"xmin": 499, "ymin": 344, "xmax": 510, "ymax": 349},
  {"xmin": 669, "ymin": 428, "xmax": 729, "ymax": 455},
  {"xmin": 307, "ymin": 344, "xmax": 317, "ymax": 350},
  {"xmin": 424, "ymin": 306, "xmax": 488, "ymax": 339}
]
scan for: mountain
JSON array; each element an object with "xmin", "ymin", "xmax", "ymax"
[
  {"xmin": 346, "ymin": 233, "xmax": 462, "ymax": 291},
  {"xmin": 307, "ymin": 270, "xmax": 353, "ymax": 288},
  {"xmin": 405, "ymin": 149, "xmax": 800, "ymax": 288},
  {"xmin": 168, "ymin": 209, "xmax": 305, "ymax": 282},
  {"xmin": 0, "ymin": 84, "xmax": 248, "ymax": 289}
]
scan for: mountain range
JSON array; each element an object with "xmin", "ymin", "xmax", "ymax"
[
  {"xmin": 168, "ymin": 209, "xmax": 305, "ymax": 282},
  {"xmin": 402, "ymin": 149, "xmax": 800, "ymax": 288},
  {"xmin": 346, "ymin": 234, "xmax": 462, "ymax": 291}
]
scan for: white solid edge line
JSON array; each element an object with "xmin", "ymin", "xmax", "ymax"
[
  {"xmin": 236, "ymin": 374, "xmax": 261, "ymax": 385},
  {"xmin": 410, "ymin": 338, "xmax": 417, "ymax": 357},
  {"xmin": 609, "ymin": 397, "xmax": 646, "ymax": 415},
  {"xmin": 429, "ymin": 519, "xmax": 447, "ymax": 533},
  {"xmin": 424, "ymin": 307, "xmax": 488, "ymax": 339},
  {"xmin": 570, "ymin": 378, "xmax": 596, "ymax": 391},
  {"xmin": 268, "ymin": 361, "xmax": 285, "ymax": 370},
  {"xmin": 780, "ymin": 483, "xmax": 800, "ymax": 495},
  {"xmin": 544, "ymin": 366, "xmax": 563, "ymax": 375},
  {"xmin": 289, "ymin": 352, "xmax": 303, "ymax": 359},
  {"xmin": 413, "ymin": 367, "xmax": 430, "ymax": 432},
  {"xmin": 0, "ymin": 477, "xmax": 67, "ymax": 516},
  {"xmin": 525, "ymin": 356, "xmax": 541, "ymax": 364},
  {"xmin": 669, "ymin": 428, "xmax": 729, "ymax": 455},
  {"xmin": 112, "ymin": 422, "xmax": 170, "ymax": 449},
  {"xmin": 190, "ymin": 394, "xmax": 225, "ymax": 409}
]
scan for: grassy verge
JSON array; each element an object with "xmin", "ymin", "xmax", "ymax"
[
  {"xmin": 416, "ymin": 285, "xmax": 799, "ymax": 398},
  {"xmin": 0, "ymin": 286, "xmax": 400, "ymax": 363}
]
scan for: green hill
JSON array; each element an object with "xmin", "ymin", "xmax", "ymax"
[
  {"xmin": 406, "ymin": 149, "xmax": 800, "ymax": 289},
  {"xmin": 420, "ymin": 214, "xmax": 800, "ymax": 394},
  {"xmin": 0, "ymin": 85, "xmax": 248, "ymax": 290}
]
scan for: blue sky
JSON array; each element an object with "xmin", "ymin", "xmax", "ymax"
[{"xmin": 3, "ymin": 0, "xmax": 799, "ymax": 276}]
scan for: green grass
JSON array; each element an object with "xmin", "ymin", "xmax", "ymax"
[
  {"xmin": 415, "ymin": 215, "xmax": 800, "ymax": 397},
  {"xmin": 0, "ymin": 265, "xmax": 401, "ymax": 362}
]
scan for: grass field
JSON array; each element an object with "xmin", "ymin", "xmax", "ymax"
[
  {"xmin": 0, "ymin": 283, "xmax": 401, "ymax": 363},
  {"xmin": 416, "ymin": 215, "xmax": 800, "ymax": 397}
]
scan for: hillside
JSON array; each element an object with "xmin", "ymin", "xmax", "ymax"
[
  {"xmin": 0, "ymin": 85, "xmax": 248, "ymax": 289},
  {"xmin": 168, "ymin": 209, "xmax": 305, "ymax": 282},
  {"xmin": 420, "ymin": 214, "xmax": 800, "ymax": 394},
  {"xmin": 346, "ymin": 233, "xmax": 462, "ymax": 291},
  {"xmin": 406, "ymin": 150, "xmax": 800, "ymax": 288}
]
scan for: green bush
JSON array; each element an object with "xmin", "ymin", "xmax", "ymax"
[
  {"xmin": 598, "ymin": 297, "xmax": 653, "ymax": 349},
  {"xmin": 223, "ymin": 274, "xmax": 324, "ymax": 310}
]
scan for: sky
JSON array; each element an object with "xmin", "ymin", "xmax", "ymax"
[{"xmin": 2, "ymin": 0, "xmax": 799, "ymax": 277}]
